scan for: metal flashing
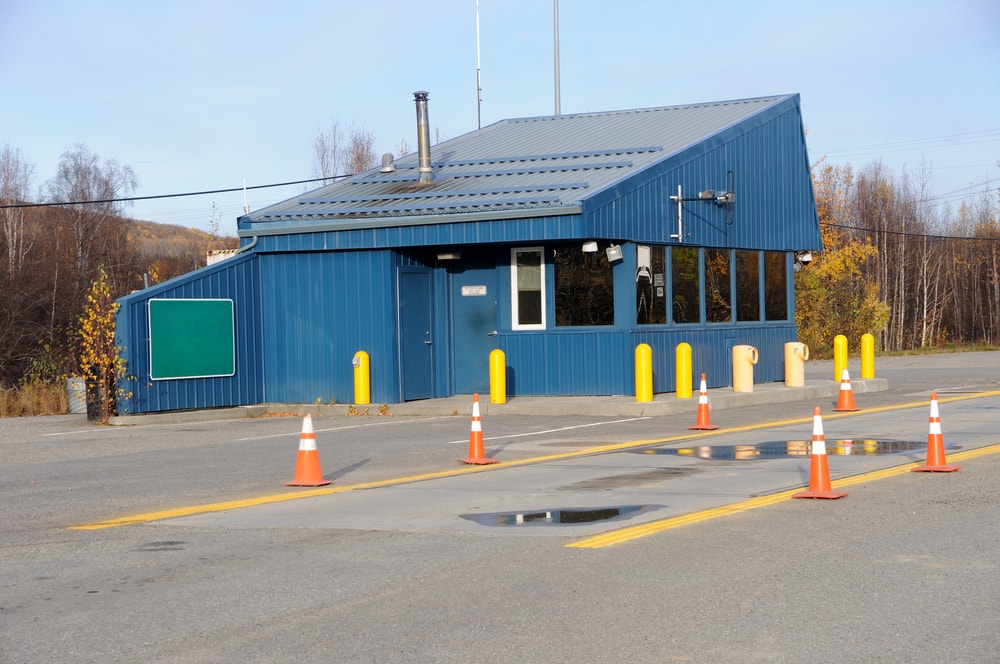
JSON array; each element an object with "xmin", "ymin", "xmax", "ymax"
[{"xmin": 239, "ymin": 204, "xmax": 585, "ymax": 237}]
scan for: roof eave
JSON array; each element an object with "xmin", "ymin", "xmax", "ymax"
[{"xmin": 238, "ymin": 204, "xmax": 584, "ymax": 238}]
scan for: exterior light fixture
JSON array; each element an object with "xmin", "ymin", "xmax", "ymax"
[
  {"xmin": 437, "ymin": 252, "xmax": 461, "ymax": 260},
  {"xmin": 605, "ymin": 244, "xmax": 623, "ymax": 262},
  {"xmin": 582, "ymin": 241, "xmax": 598, "ymax": 253},
  {"xmin": 793, "ymin": 251, "xmax": 813, "ymax": 272}
]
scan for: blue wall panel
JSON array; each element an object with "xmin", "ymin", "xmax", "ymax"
[
  {"xmin": 258, "ymin": 250, "xmax": 399, "ymax": 404},
  {"xmin": 251, "ymin": 213, "xmax": 588, "ymax": 254},
  {"xmin": 585, "ymin": 101, "xmax": 820, "ymax": 251},
  {"xmin": 115, "ymin": 253, "xmax": 264, "ymax": 414},
  {"xmin": 633, "ymin": 324, "xmax": 797, "ymax": 393},
  {"xmin": 499, "ymin": 330, "xmax": 632, "ymax": 396}
]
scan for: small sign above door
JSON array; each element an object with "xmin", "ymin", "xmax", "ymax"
[{"xmin": 461, "ymin": 285, "xmax": 488, "ymax": 296}]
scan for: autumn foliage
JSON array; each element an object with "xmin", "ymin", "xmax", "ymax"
[
  {"xmin": 798, "ymin": 160, "xmax": 1000, "ymax": 356},
  {"xmin": 0, "ymin": 144, "xmax": 237, "ymax": 415}
]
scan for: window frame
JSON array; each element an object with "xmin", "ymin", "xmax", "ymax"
[{"xmin": 510, "ymin": 246, "xmax": 547, "ymax": 330}]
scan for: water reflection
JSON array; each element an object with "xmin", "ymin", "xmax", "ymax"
[
  {"xmin": 460, "ymin": 504, "xmax": 660, "ymax": 527},
  {"xmin": 640, "ymin": 440, "xmax": 955, "ymax": 460}
]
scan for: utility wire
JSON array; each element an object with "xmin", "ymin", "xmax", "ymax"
[
  {"xmin": 822, "ymin": 222, "xmax": 1000, "ymax": 243},
  {"xmin": 0, "ymin": 174, "xmax": 351, "ymax": 210}
]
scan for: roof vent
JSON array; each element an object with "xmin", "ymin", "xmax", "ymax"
[
  {"xmin": 379, "ymin": 153, "xmax": 395, "ymax": 173},
  {"xmin": 413, "ymin": 91, "xmax": 434, "ymax": 184}
]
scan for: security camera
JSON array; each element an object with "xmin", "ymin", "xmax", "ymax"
[{"xmin": 799, "ymin": 252, "xmax": 813, "ymax": 264}]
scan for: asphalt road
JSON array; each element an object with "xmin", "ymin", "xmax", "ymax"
[{"xmin": 2, "ymin": 352, "xmax": 998, "ymax": 663}]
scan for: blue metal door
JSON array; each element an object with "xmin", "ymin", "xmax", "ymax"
[
  {"xmin": 398, "ymin": 268, "xmax": 433, "ymax": 400},
  {"xmin": 451, "ymin": 255, "xmax": 498, "ymax": 394}
]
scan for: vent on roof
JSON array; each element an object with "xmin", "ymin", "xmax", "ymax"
[{"xmin": 379, "ymin": 153, "xmax": 395, "ymax": 173}]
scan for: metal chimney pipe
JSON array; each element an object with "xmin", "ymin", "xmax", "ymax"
[{"xmin": 413, "ymin": 91, "xmax": 433, "ymax": 184}]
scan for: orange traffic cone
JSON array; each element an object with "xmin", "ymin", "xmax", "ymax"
[
  {"xmin": 285, "ymin": 414, "xmax": 331, "ymax": 486},
  {"xmin": 912, "ymin": 392, "xmax": 960, "ymax": 473},
  {"xmin": 793, "ymin": 407, "xmax": 848, "ymax": 499},
  {"xmin": 460, "ymin": 393, "xmax": 498, "ymax": 465},
  {"xmin": 689, "ymin": 373, "xmax": 718, "ymax": 430},
  {"xmin": 833, "ymin": 368, "xmax": 859, "ymax": 412}
]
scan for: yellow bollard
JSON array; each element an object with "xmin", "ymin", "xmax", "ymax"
[
  {"xmin": 635, "ymin": 343, "xmax": 653, "ymax": 403},
  {"xmin": 489, "ymin": 349, "xmax": 506, "ymax": 404},
  {"xmin": 675, "ymin": 342, "xmax": 692, "ymax": 399},
  {"xmin": 860, "ymin": 333, "xmax": 875, "ymax": 379},
  {"xmin": 732, "ymin": 345, "xmax": 758, "ymax": 392},
  {"xmin": 784, "ymin": 342, "xmax": 809, "ymax": 387},
  {"xmin": 833, "ymin": 335, "xmax": 848, "ymax": 382},
  {"xmin": 353, "ymin": 351, "xmax": 370, "ymax": 405}
]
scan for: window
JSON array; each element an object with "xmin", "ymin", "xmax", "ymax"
[
  {"xmin": 637, "ymin": 245, "xmax": 667, "ymax": 324},
  {"xmin": 554, "ymin": 245, "xmax": 614, "ymax": 326},
  {"xmin": 736, "ymin": 251, "xmax": 761, "ymax": 322},
  {"xmin": 764, "ymin": 251, "xmax": 788, "ymax": 320},
  {"xmin": 511, "ymin": 247, "xmax": 545, "ymax": 329},
  {"xmin": 671, "ymin": 247, "xmax": 700, "ymax": 324},
  {"xmin": 705, "ymin": 249, "xmax": 732, "ymax": 323}
]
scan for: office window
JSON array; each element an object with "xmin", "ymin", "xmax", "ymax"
[
  {"xmin": 511, "ymin": 247, "xmax": 545, "ymax": 329},
  {"xmin": 764, "ymin": 251, "xmax": 789, "ymax": 320},
  {"xmin": 671, "ymin": 247, "xmax": 700, "ymax": 324},
  {"xmin": 705, "ymin": 249, "xmax": 732, "ymax": 323},
  {"xmin": 554, "ymin": 245, "xmax": 614, "ymax": 326},
  {"xmin": 636, "ymin": 245, "xmax": 667, "ymax": 325},
  {"xmin": 736, "ymin": 251, "xmax": 761, "ymax": 322}
]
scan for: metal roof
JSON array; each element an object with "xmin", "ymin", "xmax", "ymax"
[{"xmin": 248, "ymin": 94, "xmax": 792, "ymax": 224}]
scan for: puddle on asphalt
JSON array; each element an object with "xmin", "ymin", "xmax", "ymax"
[
  {"xmin": 460, "ymin": 504, "xmax": 662, "ymax": 527},
  {"xmin": 639, "ymin": 440, "xmax": 958, "ymax": 460}
]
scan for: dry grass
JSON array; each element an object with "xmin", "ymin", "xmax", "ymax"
[{"xmin": 0, "ymin": 381, "xmax": 69, "ymax": 417}]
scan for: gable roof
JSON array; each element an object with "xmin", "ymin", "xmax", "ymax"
[{"xmin": 246, "ymin": 94, "xmax": 795, "ymax": 225}]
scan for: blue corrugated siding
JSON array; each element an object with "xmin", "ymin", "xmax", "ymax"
[
  {"xmin": 495, "ymin": 325, "xmax": 796, "ymax": 397},
  {"xmin": 258, "ymin": 250, "xmax": 399, "ymax": 404},
  {"xmin": 248, "ymin": 213, "xmax": 588, "ymax": 253},
  {"xmin": 498, "ymin": 331, "xmax": 632, "ymax": 395},
  {"xmin": 633, "ymin": 324, "xmax": 796, "ymax": 392},
  {"xmin": 585, "ymin": 101, "xmax": 820, "ymax": 250},
  {"xmin": 115, "ymin": 253, "xmax": 264, "ymax": 414}
]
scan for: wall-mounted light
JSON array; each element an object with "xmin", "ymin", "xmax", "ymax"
[
  {"xmin": 605, "ymin": 244, "xmax": 623, "ymax": 262},
  {"xmin": 437, "ymin": 252, "xmax": 461, "ymax": 260},
  {"xmin": 582, "ymin": 241, "xmax": 598, "ymax": 253},
  {"xmin": 793, "ymin": 250, "xmax": 813, "ymax": 272}
]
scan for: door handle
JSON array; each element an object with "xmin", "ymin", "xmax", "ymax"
[{"xmin": 487, "ymin": 330, "xmax": 498, "ymax": 337}]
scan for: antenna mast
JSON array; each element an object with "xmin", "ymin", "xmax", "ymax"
[
  {"xmin": 476, "ymin": 0, "xmax": 482, "ymax": 128},
  {"xmin": 553, "ymin": 0, "xmax": 561, "ymax": 116}
]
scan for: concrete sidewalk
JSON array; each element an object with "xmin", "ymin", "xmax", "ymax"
[{"xmin": 109, "ymin": 376, "xmax": 887, "ymax": 424}]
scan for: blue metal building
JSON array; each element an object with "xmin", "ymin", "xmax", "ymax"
[{"xmin": 116, "ymin": 93, "xmax": 821, "ymax": 414}]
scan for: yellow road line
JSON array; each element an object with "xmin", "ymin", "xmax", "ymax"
[
  {"xmin": 69, "ymin": 390, "xmax": 1000, "ymax": 531},
  {"xmin": 567, "ymin": 441, "xmax": 1000, "ymax": 549}
]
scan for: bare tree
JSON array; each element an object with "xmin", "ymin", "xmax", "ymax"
[
  {"xmin": 0, "ymin": 144, "xmax": 35, "ymax": 276},
  {"xmin": 312, "ymin": 120, "xmax": 379, "ymax": 182},
  {"xmin": 311, "ymin": 119, "xmax": 344, "ymax": 185},
  {"xmin": 395, "ymin": 137, "xmax": 411, "ymax": 158},
  {"xmin": 45, "ymin": 144, "xmax": 137, "ymax": 289},
  {"xmin": 344, "ymin": 124, "xmax": 378, "ymax": 175}
]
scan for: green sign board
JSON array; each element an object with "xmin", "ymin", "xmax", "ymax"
[{"xmin": 148, "ymin": 299, "xmax": 235, "ymax": 380}]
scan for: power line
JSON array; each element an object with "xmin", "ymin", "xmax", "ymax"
[
  {"xmin": 822, "ymin": 222, "xmax": 1000, "ymax": 243},
  {"xmin": 0, "ymin": 174, "xmax": 349, "ymax": 210}
]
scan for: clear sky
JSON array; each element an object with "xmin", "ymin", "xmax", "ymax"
[{"xmin": 2, "ymin": 0, "xmax": 998, "ymax": 233}]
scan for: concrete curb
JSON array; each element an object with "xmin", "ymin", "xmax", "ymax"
[{"xmin": 107, "ymin": 378, "xmax": 888, "ymax": 425}]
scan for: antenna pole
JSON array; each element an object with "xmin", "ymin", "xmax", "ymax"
[
  {"xmin": 553, "ymin": 0, "xmax": 561, "ymax": 116},
  {"xmin": 476, "ymin": 0, "xmax": 482, "ymax": 129},
  {"xmin": 243, "ymin": 177, "xmax": 249, "ymax": 214}
]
